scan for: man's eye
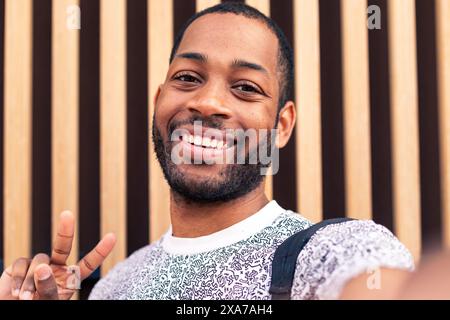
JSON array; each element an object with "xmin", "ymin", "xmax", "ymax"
[
  {"xmin": 235, "ymin": 84, "xmax": 260, "ymax": 94},
  {"xmin": 174, "ymin": 74, "xmax": 200, "ymax": 83}
]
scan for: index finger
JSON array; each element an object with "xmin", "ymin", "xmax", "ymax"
[{"xmin": 51, "ymin": 210, "xmax": 75, "ymax": 265}]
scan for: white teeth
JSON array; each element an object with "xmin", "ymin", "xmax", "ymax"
[
  {"xmin": 182, "ymin": 133, "xmax": 228, "ymax": 149},
  {"xmin": 193, "ymin": 135, "xmax": 202, "ymax": 146},
  {"xmin": 202, "ymin": 137, "xmax": 211, "ymax": 148}
]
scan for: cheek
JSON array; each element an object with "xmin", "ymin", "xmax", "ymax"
[
  {"xmin": 154, "ymin": 89, "xmax": 186, "ymax": 130},
  {"xmin": 240, "ymin": 109, "xmax": 275, "ymax": 131},
  {"xmin": 240, "ymin": 109, "xmax": 278, "ymax": 148}
]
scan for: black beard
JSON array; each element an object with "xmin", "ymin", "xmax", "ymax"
[{"xmin": 151, "ymin": 115, "xmax": 271, "ymax": 204}]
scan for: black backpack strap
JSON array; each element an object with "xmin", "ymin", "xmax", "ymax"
[{"xmin": 269, "ymin": 217, "xmax": 354, "ymax": 300}]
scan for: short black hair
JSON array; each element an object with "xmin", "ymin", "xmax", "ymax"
[{"xmin": 169, "ymin": 2, "xmax": 294, "ymax": 111}]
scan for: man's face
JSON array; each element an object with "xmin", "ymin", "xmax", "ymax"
[{"xmin": 152, "ymin": 13, "xmax": 281, "ymax": 203}]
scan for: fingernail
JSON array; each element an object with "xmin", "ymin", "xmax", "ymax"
[
  {"xmin": 11, "ymin": 288, "xmax": 20, "ymax": 297},
  {"xmin": 20, "ymin": 291, "xmax": 33, "ymax": 300},
  {"xmin": 36, "ymin": 265, "xmax": 51, "ymax": 281},
  {"xmin": 60, "ymin": 210, "xmax": 72, "ymax": 218}
]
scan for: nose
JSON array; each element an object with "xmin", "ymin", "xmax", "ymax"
[{"xmin": 187, "ymin": 81, "xmax": 232, "ymax": 119}]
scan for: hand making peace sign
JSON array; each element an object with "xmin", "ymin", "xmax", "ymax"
[{"xmin": 0, "ymin": 211, "xmax": 116, "ymax": 300}]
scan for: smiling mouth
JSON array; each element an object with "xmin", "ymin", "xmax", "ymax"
[{"xmin": 179, "ymin": 132, "xmax": 236, "ymax": 150}]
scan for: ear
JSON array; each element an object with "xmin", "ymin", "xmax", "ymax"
[
  {"xmin": 153, "ymin": 84, "xmax": 163, "ymax": 107},
  {"xmin": 275, "ymin": 101, "xmax": 296, "ymax": 149}
]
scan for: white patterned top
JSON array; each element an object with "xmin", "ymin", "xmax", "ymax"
[{"xmin": 89, "ymin": 201, "xmax": 414, "ymax": 300}]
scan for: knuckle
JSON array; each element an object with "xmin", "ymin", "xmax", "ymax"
[
  {"xmin": 13, "ymin": 257, "xmax": 29, "ymax": 266},
  {"xmin": 34, "ymin": 253, "xmax": 50, "ymax": 261},
  {"xmin": 12, "ymin": 276, "xmax": 24, "ymax": 289},
  {"xmin": 22, "ymin": 275, "xmax": 36, "ymax": 289},
  {"xmin": 82, "ymin": 258, "xmax": 95, "ymax": 271},
  {"xmin": 53, "ymin": 247, "xmax": 69, "ymax": 256},
  {"xmin": 38, "ymin": 285, "xmax": 57, "ymax": 299}
]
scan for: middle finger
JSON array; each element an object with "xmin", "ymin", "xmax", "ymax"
[{"xmin": 19, "ymin": 253, "xmax": 50, "ymax": 300}]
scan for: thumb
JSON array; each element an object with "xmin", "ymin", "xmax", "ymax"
[{"xmin": 34, "ymin": 264, "xmax": 59, "ymax": 300}]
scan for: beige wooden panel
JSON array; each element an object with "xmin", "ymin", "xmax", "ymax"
[
  {"xmin": 52, "ymin": 0, "xmax": 80, "ymax": 267},
  {"xmin": 149, "ymin": 0, "xmax": 173, "ymax": 242},
  {"xmin": 341, "ymin": 0, "xmax": 372, "ymax": 220},
  {"xmin": 388, "ymin": 0, "xmax": 421, "ymax": 261},
  {"xmin": 245, "ymin": 0, "xmax": 272, "ymax": 201},
  {"xmin": 100, "ymin": 0, "xmax": 127, "ymax": 274},
  {"xmin": 3, "ymin": 0, "xmax": 33, "ymax": 267},
  {"xmin": 294, "ymin": 0, "xmax": 322, "ymax": 222},
  {"xmin": 436, "ymin": 0, "xmax": 450, "ymax": 249},
  {"xmin": 196, "ymin": 0, "xmax": 220, "ymax": 12}
]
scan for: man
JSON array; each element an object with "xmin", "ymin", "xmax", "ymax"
[{"xmin": 0, "ymin": 3, "xmax": 415, "ymax": 300}]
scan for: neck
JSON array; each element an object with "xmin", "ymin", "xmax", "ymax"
[{"xmin": 170, "ymin": 183, "xmax": 269, "ymax": 238}]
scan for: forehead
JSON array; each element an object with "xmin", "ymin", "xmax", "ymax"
[{"xmin": 176, "ymin": 13, "xmax": 279, "ymax": 74}]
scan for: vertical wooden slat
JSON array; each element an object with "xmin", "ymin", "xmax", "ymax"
[
  {"xmin": 196, "ymin": 0, "xmax": 220, "ymax": 12},
  {"xmin": 294, "ymin": 0, "xmax": 322, "ymax": 222},
  {"xmin": 388, "ymin": 0, "xmax": 421, "ymax": 260},
  {"xmin": 3, "ymin": 0, "xmax": 33, "ymax": 267},
  {"xmin": 341, "ymin": 0, "xmax": 372, "ymax": 220},
  {"xmin": 100, "ymin": 0, "xmax": 127, "ymax": 273},
  {"xmin": 149, "ymin": 0, "xmax": 173, "ymax": 242},
  {"xmin": 52, "ymin": 0, "xmax": 79, "ymax": 267},
  {"xmin": 436, "ymin": 0, "xmax": 450, "ymax": 249},
  {"xmin": 245, "ymin": 0, "xmax": 272, "ymax": 201}
]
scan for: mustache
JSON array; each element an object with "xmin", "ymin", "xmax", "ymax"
[{"xmin": 168, "ymin": 114, "xmax": 226, "ymax": 136}]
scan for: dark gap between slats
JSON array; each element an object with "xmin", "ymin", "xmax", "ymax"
[
  {"xmin": 173, "ymin": 0, "xmax": 196, "ymax": 42},
  {"xmin": 79, "ymin": 0, "xmax": 101, "ymax": 300},
  {"xmin": 270, "ymin": 0, "xmax": 297, "ymax": 212},
  {"xmin": 319, "ymin": 0, "xmax": 346, "ymax": 219},
  {"xmin": 32, "ymin": 0, "xmax": 52, "ymax": 256},
  {"xmin": 127, "ymin": 0, "xmax": 150, "ymax": 256},
  {"xmin": 368, "ymin": 0, "xmax": 394, "ymax": 232},
  {"xmin": 0, "ymin": 0, "xmax": 4, "ymax": 270},
  {"xmin": 416, "ymin": 0, "xmax": 442, "ymax": 251}
]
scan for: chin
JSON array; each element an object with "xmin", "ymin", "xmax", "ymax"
[{"xmin": 175, "ymin": 163, "xmax": 228, "ymax": 183}]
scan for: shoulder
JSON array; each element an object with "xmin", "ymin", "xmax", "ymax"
[{"xmin": 291, "ymin": 219, "xmax": 415, "ymax": 300}]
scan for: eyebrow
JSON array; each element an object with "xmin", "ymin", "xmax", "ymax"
[
  {"xmin": 175, "ymin": 52, "xmax": 208, "ymax": 63},
  {"xmin": 231, "ymin": 59, "xmax": 269, "ymax": 75},
  {"xmin": 175, "ymin": 52, "xmax": 269, "ymax": 76}
]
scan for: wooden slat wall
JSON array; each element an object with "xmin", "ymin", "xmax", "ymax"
[
  {"xmin": 100, "ymin": 0, "xmax": 127, "ymax": 274},
  {"xmin": 148, "ymin": 0, "xmax": 173, "ymax": 242},
  {"xmin": 341, "ymin": 0, "xmax": 372, "ymax": 220},
  {"xmin": 246, "ymin": 0, "xmax": 272, "ymax": 201},
  {"xmin": 294, "ymin": 0, "xmax": 322, "ymax": 223},
  {"xmin": 245, "ymin": 0, "xmax": 272, "ymax": 201},
  {"xmin": 52, "ymin": 0, "xmax": 79, "ymax": 266},
  {"xmin": 436, "ymin": 0, "xmax": 450, "ymax": 250},
  {"xmin": 3, "ymin": 0, "xmax": 33, "ymax": 268},
  {"xmin": 2, "ymin": 0, "xmax": 450, "ymax": 282},
  {"xmin": 388, "ymin": 0, "xmax": 421, "ymax": 260},
  {"xmin": 196, "ymin": 0, "xmax": 220, "ymax": 12}
]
